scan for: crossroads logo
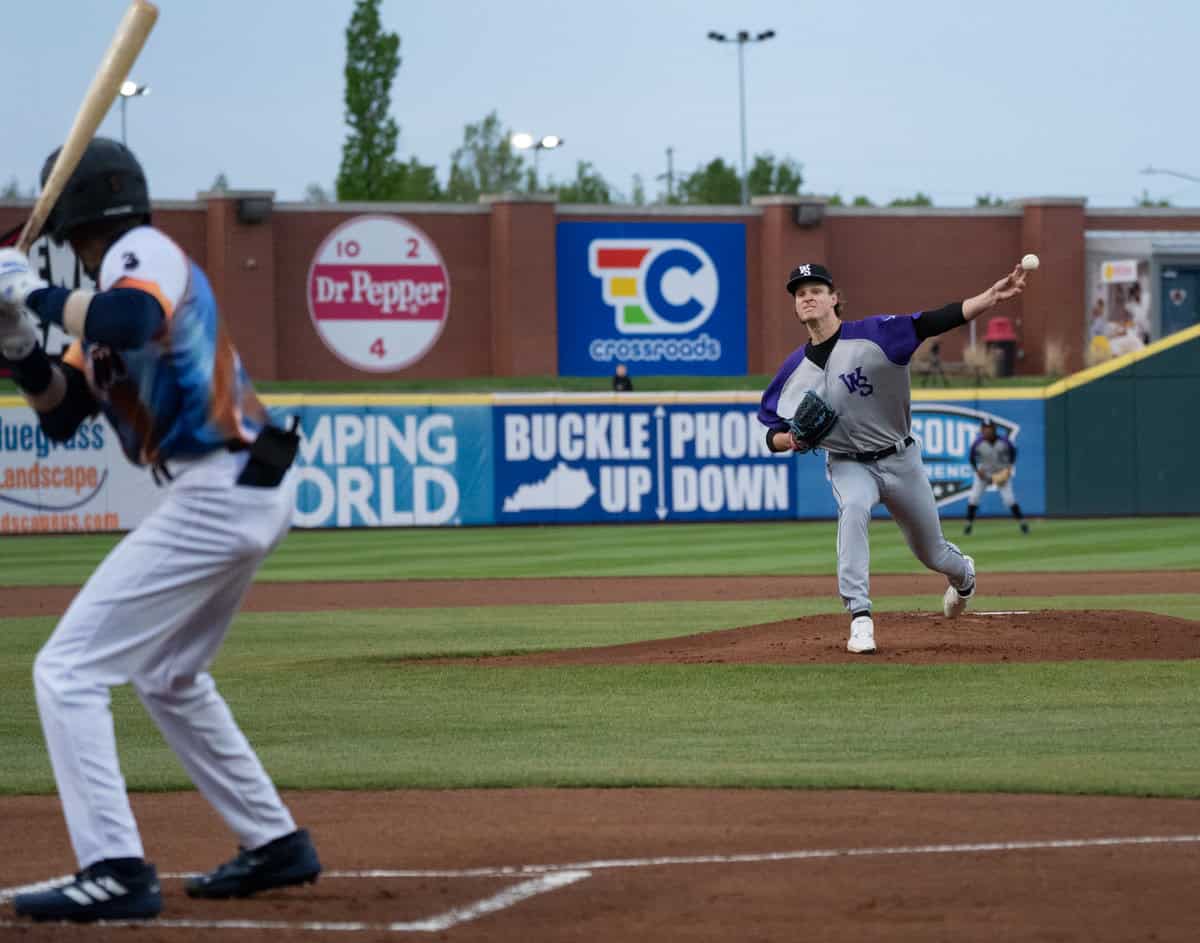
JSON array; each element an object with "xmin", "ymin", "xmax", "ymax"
[
  {"xmin": 912, "ymin": 404, "xmax": 1019, "ymax": 506},
  {"xmin": 557, "ymin": 222, "xmax": 746, "ymax": 375},
  {"xmin": 588, "ymin": 239, "xmax": 718, "ymax": 335}
]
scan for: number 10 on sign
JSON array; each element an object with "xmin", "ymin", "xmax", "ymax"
[{"xmin": 306, "ymin": 215, "xmax": 451, "ymax": 372}]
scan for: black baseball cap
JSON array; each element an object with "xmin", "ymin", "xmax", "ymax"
[{"xmin": 786, "ymin": 263, "xmax": 834, "ymax": 295}]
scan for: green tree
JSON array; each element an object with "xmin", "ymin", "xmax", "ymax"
[
  {"xmin": 809, "ymin": 193, "xmax": 872, "ymax": 207},
  {"xmin": 446, "ymin": 111, "xmax": 526, "ymax": 202},
  {"xmin": 677, "ymin": 158, "xmax": 741, "ymax": 204},
  {"xmin": 210, "ymin": 172, "xmax": 230, "ymax": 192},
  {"xmin": 555, "ymin": 161, "xmax": 613, "ymax": 204},
  {"xmin": 975, "ymin": 193, "xmax": 1006, "ymax": 207},
  {"xmin": 337, "ymin": 0, "xmax": 401, "ymax": 199},
  {"xmin": 1136, "ymin": 188, "xmax": 1170, "ymax": 207},
  {"xmin": 396, "ymin": 157, "xmax": 441, "ymax": 201},
  {"xmin": 336, "ymin": 0, "xmax": 439, "ymax": 201},
  {"xmin": 630, "ymin": 174, "xmax": 647, "ymax": 206},
  {"xmin": 305, "ymin": 183, "xmax": 332, "ymax": 204},
  {"xmin": 747, "ymin": 153, "xmax": 804, "ymax": 197},
  {"xmin": 889, "ymin": 192, "xmax": 934, "ymax": 207},
  {"xmin": 1, "ymin": 176, "xmax": 22, "ymax": 199}
]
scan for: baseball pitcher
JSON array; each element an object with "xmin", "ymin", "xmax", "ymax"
[
  {"xmin": 759, "ymin": 261, "xmax": 1028, "ymax": 654},
  {"xmin": 963, "ymin": 418, "xmax": 1029, "ymax": 535},
  {"xmin": 0, "ymin": 139, "xmax": 319, "ymax": 923}
]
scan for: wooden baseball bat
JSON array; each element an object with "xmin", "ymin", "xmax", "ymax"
[{"xmin": 17, "ymin": 0, "xmax": 159, "ymax": 254}]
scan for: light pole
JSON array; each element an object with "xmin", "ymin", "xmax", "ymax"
[
  {"xmin": 707, "ymin": 29, "xmax": 775, "ymax": 206},
  {"xmin": 1140, "ymin": 166, "xmax": 1200, "ymax": 184},
  {"xmin": 119, "ymin": 80, "xmax": 150, "ymax": 147},
  {"xmin": 511, "ymin": 132, "xmax": 564, "ymax": 191}
]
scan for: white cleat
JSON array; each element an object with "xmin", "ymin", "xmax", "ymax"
[
  {"xmin": 943, "ymin": 554, "xmax": 976, "ymax": 618},
  {"xmin": 847, "ymin": 615, "xmax": 876, "ymax": 654}
]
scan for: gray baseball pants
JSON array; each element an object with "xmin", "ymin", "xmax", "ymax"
[{"xmin": 828, "ymin": 439, "xmax": 973, "ymax": 614}]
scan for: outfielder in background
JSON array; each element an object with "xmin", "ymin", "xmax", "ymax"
[
  {"xmin": 963, "ymin": 418, "xmax": 1029, "ymax": 535},
  {"xmin": 759, "ymin": 262, "xmax": 1029, "ymax": 655},
  {"xmin": 0, "ymin": 138, "xmax": 320, "ymax": 923}
]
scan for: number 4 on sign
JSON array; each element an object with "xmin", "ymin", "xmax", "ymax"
[{"xmin": 370, "ymin": 337, "xmax": 386, "ymax": 359}]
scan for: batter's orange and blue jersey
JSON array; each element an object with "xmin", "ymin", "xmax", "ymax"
[{"xmin": 62, "ymin": 225, "xmax": 267, "ymax": 466}]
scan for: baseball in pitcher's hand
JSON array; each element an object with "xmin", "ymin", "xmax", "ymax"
[{"xmin": 987, "ymin": 265, "xmax": 1027, "ymax": 304}]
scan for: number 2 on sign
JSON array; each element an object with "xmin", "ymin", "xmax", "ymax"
[{"xmin": 370, "ymin": 337, "xmax": 386, "ymax": 359}]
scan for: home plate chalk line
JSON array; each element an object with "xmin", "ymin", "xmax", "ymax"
[{"xmin": 2, "ymin": 833, "xmax": 1198, "ymax": 933}]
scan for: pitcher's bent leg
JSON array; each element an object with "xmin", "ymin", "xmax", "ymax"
[{"xmin": 881, "ymin": 448, "xmax": 973, "ymax": 591}]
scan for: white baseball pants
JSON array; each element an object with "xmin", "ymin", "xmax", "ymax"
[
  {"xmin": 32, "ymin": 448, "xmax": 298, "ymax": 869},
  {"xmin": 829, "ymin": 440, "xmax": 973, "ymax": 615},
  {"xmin": 967, "ymin": 473, "xmax": 1016, "ymax": 506}
]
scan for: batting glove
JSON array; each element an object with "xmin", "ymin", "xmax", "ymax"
[
  {"xmin": 0, "ymin": 248, "xmax": 48, "ymax": 312},
  {"xmin": 0, "ymin": 305, "xmax": 40, "ymax": 360}
]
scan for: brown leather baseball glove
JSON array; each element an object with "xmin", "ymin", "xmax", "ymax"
[{"xmin": 991, "ymin": 467, "xmax": 1013, "ymax": 486}]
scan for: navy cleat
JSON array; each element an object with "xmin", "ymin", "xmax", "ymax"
[
  {"xmin": 186, "ymin": 828, "xmax": 321, "ymax": 899},
  {"xmin": 13, "ymin": 859, "xmax": 161, "ymax": 923}
]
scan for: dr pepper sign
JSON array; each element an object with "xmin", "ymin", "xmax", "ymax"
[{"xmin": 306, "ymin": 215, "xmax": 451, "ymax": 372}]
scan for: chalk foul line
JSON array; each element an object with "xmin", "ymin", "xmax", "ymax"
[
  {"xmin": 0, "ymin": 870, "xmax": 590, "ymax": 934},
  {"xmin": 3, "ymin": 834, "xmax": 1199, "ymax": 932}
]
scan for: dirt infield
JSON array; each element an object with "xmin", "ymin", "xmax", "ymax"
[
  {"xmin": 424, "ymin": 609, "xmax": 1200, "ymax": 666},
  {"xmin": 3, "ymin": 572, "xmax": 1199, "ymax": 939},
  {"xmin": 2, "ymin": 790, "xmax": 1199, "ymax": 941},
  {"xmin": 4, "ymin": 569, "xmax": 1200, "ymax": 617}
]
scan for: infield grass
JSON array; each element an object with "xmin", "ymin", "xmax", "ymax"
[
  {"xmin": 2, "ymin": 516, "xmax": 1199, "ymax": 585},
  {"xmin": 1, "ymin": 589, "xmax": 1198, "ymax": 797}
]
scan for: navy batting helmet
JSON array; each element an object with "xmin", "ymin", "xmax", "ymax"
[{"xmin": 40, "ymin": 137, "xmax": 150, "ymax": 243}]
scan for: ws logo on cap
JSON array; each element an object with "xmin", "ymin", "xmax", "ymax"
[{"xmin": 589, "ymin": 239, "xmax": 719, "ymax": 335}]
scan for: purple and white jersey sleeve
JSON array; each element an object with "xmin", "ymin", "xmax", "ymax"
[
  {"xmin": 758, "ymin": 343, "xmax": 808, "ymax": 431},
  {"xmin": 840, "ymin": 313, "xmax": 922, "ymax": 365}
]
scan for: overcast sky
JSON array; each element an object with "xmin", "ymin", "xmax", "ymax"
[{"xmin": 5, "ymin": 0, "xmax": 1199, "ymax": 207}]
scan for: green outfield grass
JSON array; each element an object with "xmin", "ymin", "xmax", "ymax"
[{"xmin": 1, "ymin": 516, "xmax": 1198, "ymax": 585}]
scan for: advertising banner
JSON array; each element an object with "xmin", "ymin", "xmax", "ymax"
[
  {"xmin": 306, "ymin": 215, "xmax": 451, "ymax": 373},
  {"xmin": 0, "ymin": 406, "xmax": 163, "ymax": 534},
  {"xmin": 0, "ymin": 395, "xmax": 1044, "ymax": 533},
  {"xmin": 287, "ymin": 404, "xmax": 492, "ymax": 528},
  {"xmin": 556, "ymin": 222, "xmax": 747, "ymax": 376},
  {"xmin": 494, "ymin": 400, "xmax": 791, "ymax": 523}
]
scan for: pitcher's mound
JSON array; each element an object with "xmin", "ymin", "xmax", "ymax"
[{"xmin": 446, "ymin": 610, "xmax": 1200, "ymax": 666}]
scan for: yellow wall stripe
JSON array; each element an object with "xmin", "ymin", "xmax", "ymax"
[{"xmin": 1042, "ymin": 322, "xmax": 1200, "ymax": 398}]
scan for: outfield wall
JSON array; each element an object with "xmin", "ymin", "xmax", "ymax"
[
  {"xmin": 6, "ymin": 196, "xmax": 1200, "ymax": 383},
  {"xmin": 10, "ymin": 322, "xmax": 1200, "ymax": 533},
  {"xmin": 1045, "ymin": 324, "xmax": 1200, "ymax": 515},
  {"xmin": 0, "ymin": 392, "xmax": 1042, "ymax": 533}
]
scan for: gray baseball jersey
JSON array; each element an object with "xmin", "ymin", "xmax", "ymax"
[
  {"xmin": 759, "ymin": 314, "xmax": 920, "ymax": 454},
  {"xmin": 969, "ymin": 436, "xmax": 1017, "ymax": 477}
]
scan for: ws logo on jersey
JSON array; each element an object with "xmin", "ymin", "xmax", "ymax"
[
  {"xmin": 589, "ymin": 239, "xmax": 718, "ymax": 335},
  {"xmin": 839, "ymin": 366, "xmax": 874, "ymax": 396}
]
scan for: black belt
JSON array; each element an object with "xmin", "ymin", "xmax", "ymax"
[{"xmin": 836, "ymin": 435, "xmax": 915, "ymax": 463}]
